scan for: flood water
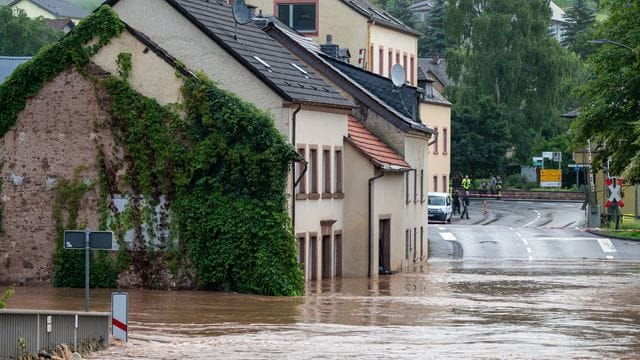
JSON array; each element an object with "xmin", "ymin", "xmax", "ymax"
[{"xmin": 6, "ymin": 261, "xmax": 640, "ymax": 359}]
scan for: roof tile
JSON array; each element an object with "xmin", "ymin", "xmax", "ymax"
[{"xmin": 347, "ymin": 116, "xmax": 409, "ymax": 169}]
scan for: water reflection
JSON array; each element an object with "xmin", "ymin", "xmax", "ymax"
[{"xmin": 5, "ymin": 261, "xmax": 640, "ymax": 359}]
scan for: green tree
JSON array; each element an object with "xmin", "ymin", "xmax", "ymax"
[
  {"xmin": 563, "ymin": 0, "xmax": 597, "ymax": 58},
  {"xmin": 420, "ymin": 0, "xmax": 447, "ymax": 57},
  {"xmin": 451, "ymin": 97, "xmax": 511, "ymax": 178},
  {"xmin": 372, "ymin": 0, "xmax": 417, "ymax": 29},
  {"xmin": 572, "ymin": 0, "xmax": 640, "ymax": 182},
  {"xmin": 0, "ymin": 6, "xmax": 63, "ymax": 56},
  {"xmin": 445, "ymin": 0, "xmax": 580, "ymax": 164}
]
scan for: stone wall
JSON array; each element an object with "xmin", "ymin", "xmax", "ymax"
[{"xmin": 0, "ymin": 67, "xmax": 117, "ymax": 285}]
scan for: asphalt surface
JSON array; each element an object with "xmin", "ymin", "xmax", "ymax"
[{"xmin": 428, "ymin": 199, "xmax": 640, "ymax": 261}]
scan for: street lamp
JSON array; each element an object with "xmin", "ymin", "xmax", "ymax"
[{"xmin": 588, "ymin": 38, "xmax": 634, "ymax": 52}]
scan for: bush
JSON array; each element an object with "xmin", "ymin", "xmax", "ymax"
[{"xmin": 506, "ymin": 174, "xmax": 529, "ymax": 189}]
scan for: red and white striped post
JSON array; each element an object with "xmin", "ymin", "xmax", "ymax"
[{"xmin": 111, "ymin": 292, "xmax": 128, "ymax": 342}]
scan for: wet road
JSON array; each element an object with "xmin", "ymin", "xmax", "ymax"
[{"xmin": 4, "ymin": 201, "xmax": 640, "ymax": 359}]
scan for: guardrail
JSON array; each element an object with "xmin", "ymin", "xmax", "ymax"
[{"xmin": 0, "ymin": 309, "xmax": 109, "ymax": 358}]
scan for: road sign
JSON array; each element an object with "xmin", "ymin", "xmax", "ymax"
[
  {"xmin": 63, "ymin": 230, "xmax": 86, "ymax": 249},
  {"xmin": 540, "ymin": 169, "xmax": 561, "ymax": 187},
  {"xmin": 605, "ymin": 177, "xmax": 624, "ymax": 208},
  {"xmin": 112, "ymin": 292, "xmax": 128, "ymax": 342},
  {"xmin": 90, "ymin": 231, "xmax": 114, "ymax": 249},
  {"xmin": 64, "ymin": 230, "xmax": 114, "ymax": 249},
  {"xmin": 533, "ymin": 157, "xmax": 543, "ymax": 166},
  {"xmin": 552, "ymin": 151, "xmax": 562, "ymax": 162},
  {"xmin": 542, "ymin": 151, "xmax": 553, "ymax": 159}
]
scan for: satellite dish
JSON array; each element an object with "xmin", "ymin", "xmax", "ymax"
[
  {"xmin": 390, "ymin": 63, "xmax": 406, "ymax": 88},
  {"xmin": 232, "ymin": 0, "xmax": 251, "ymax": 25}
]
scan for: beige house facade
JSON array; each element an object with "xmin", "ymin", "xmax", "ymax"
[
  {"xmin": 108, "ymin": 0, "xmax": 358, "ymax": 283},
  {"xmin": 265, "ymin": 22, "xmax": 434, "ymax": 276},
  {"xmin": 421, "ymin": 96, "xmax": 451, "ymax": 193},
  {"xmin": 247, "ymin": 0, "xmax": 420, "ymax": 85}
]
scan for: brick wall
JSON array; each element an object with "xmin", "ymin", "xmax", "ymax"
[{"xmin": 0, "ymin": 68, "xmax": 117, "ymax": 285}]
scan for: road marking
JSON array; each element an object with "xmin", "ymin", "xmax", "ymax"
[
  {"xmin": 606, "ymin": 255, "xmax": 614, "ymax": 260},
  {"xmin": 522, "ymin": 239, "xmax": 529, "ymax": 245},
  {"xmin": 439, "ymin": 232, "xmax": 457, "ymax": 241},
  {"xmin": 438, "ymin": 227, "xmax": 446, "ymax": 230},
  {"xmin": 515, "ymin": 232, "xmax": 522, "ymax": 238},
  {"xmin": 543, "ymin": 203, "xmax": 556, "ymax": 206},
  {"xmin": 526, "ymin": 247, "xmax": 532, "ymax": 253},
  {"xmin": 597, "ymin": 238, "xmax": 617, "ymax": 253},
  {"xmin": 523, "ymin": 210, "xmax": 541, "ymax": 228},
  {"xmin": 531, "ymin": 237, "xmax": 604, "ymax": 241},
  {"xmin": 528, "ymin": 256, "xmax": 533, "ymax": 261}
]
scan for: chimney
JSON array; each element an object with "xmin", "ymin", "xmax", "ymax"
[
  {"xmin": 320, "ymin": 34, "xmax": 340, "ymax": 59},
  {"xmin": 432, "ymin": 52, "xmax": 440, "ymax": 64}
]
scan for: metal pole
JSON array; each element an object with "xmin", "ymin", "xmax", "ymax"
[{"xmin": 85, "ymin": 230, "xmax": 90, "ymax": 312}]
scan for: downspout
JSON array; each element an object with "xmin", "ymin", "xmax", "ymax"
[
  {"xmin": 292, "ymin": 104, "xmax": 304, "ymax": 233},
  {"xmin": 368, "ymin": 170, "xmax": 384, "ymax": 277}
]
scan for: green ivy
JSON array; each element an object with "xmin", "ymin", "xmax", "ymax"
[
  {"xmin": 0, "ymin": 6, "xmax": 123, "ymax": 136},
  {"xmin": 51, "ymin": 168, "xmax": 119, "ymax": 288}
]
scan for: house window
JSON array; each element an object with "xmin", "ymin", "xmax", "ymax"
[
  {"xmin": 396, "ymin": 51, "xmax": 400, "ymax": 65},
  {"xmin": 405, "ymin": 172, "xmax": 410, "ymax": 204},
  {"xmin": 433, "ymin": 127, "xmax": 439, "ymax": 154},
  {"xmin": 277, "ymin": 3, "xmax": 317, "ymax": 33},
  {"xmin": 433, "ymin": 176, "xmax": 437, "ymax": 192},
  {"xmin": 420, "ymin": 170, "xmax": 424, "ymax": 202},
  {"xmin": 296, "ymin": 147, "xmax": 306, "ymax": 195},
  {"xmin": 403, "ymin": 53, "xmax": 408, "ymax": 81},
  {"xmin": 298, "ymin": 235, "xmax": 306, "ymax": 274},
  {"xmin": 413, "ymin": 228, "xmax": 417, "ymax": 261},
  {"xmin": 413, "ymin": 170, "xmax": 417, "ymax": 202},
  {"xmin": 323, "ymin": 149, "xmax": 331, "ymax": 195},
  {"xmin": 388, "ymin": 48, "xmax": 393, "ymax": 75},
  {"xmin": 310, "ymin": 148, "xmax": 318, "ymax": 194},
  {"xmin": 410, "ymin": 55, "xmax": 415, "ymax": 85},
  {"xmin": 334, "ymin": 149, "xmax": 343, "ymax": 193},
  {"xmin": 443, "ymin": 128, "xmax": 448, "ymax": 154},
  {"xmin": 420, "ymin": 226, "xmax": 424, "ymax": 259},
  {"xmin": 443, "ymin": 176, "xmax": 447, "ymax": 193},
  {"xmin": 405, "ymin": 229, "xmax": 410, "ymax": 260},
  {"xmin": 378, "ymin": 46, "xmax": 384, "ymax": 75}
]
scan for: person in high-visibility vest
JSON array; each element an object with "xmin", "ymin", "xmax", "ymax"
[{"xmin": 461, "ymin": 175, "xmax": 471, "ymax": 191}]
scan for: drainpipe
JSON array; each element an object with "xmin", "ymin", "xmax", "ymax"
[
  {"xmin": 368, "ymin": 170, "xmax": 384, "ymax": 277},
  {"xmin": 292, "ymin": 104, "xmax": 304, "ymax": 233}
]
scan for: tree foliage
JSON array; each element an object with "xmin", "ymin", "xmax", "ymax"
[
  {"xmin": 444, "ymin": 0, "xmax": 580, "ymax": 171},
  {"xmin": 0, "ymin": 286, "xmax": 14, "ymax": 308},
  {"xmin": 419, "ymin": 0, "xmax": 447, "ymax": 57},
  {"xmin": 563, "ymin": 0, "xmax": 598, "ymax": 58},
  {"xmin": 0, "ymin": 6, "xmax": 63, "ymax": 56},
  {"xmin": 572, "ymin": 0, "xmax": 640, "ymax": 182},
  {"xmin": 451, "ymin": 97, "xmax": 511, "ymax": 178}
]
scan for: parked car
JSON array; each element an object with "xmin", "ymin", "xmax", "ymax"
[{"xmin": 428, "ymin": 192, "xmax": 452, "ymax": 223}]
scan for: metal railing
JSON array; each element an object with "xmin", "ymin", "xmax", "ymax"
[{"xmin": 0, "ymin": 309, "xmax": 109, "ymax": 358}]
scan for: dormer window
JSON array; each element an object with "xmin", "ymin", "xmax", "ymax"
[{"xmin": 277, "ymin": 3, "xmax": 317, "ymax": 33}]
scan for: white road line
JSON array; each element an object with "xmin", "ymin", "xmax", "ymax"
[
  {"xmin": 543, "ymin": 203, "xmax": 556, "ymax": 206},
  {"xmin": 523, "ymin": 210, "xmax": 541, "ymax": 228},
  {"xmin": 438, "ymin": 227, "xmax": 446, "ymax": 230},
  {"xmin": 597, "ymin": 238, "xmax": 617, "ymax": 253},
  {"xmin": 526, "ymin": 248, "xmax": 532, "ymax": 253},
  {"xmin": 439, "ymin": 232, "xmax": 457, "ymax": 241},
  {"xmin": 522, "ymin": 238, "xmax": 529, "ymax": 245},
  {"xmin": 515, "ymin": 232, "xmax": 522, "ymax": 238},
  {"xmin": 528, "ymin": 256, "xmax": 533, "ymax": 261}
]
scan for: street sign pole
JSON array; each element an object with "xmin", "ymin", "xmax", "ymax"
[{"xmin": 85, "ymin": 230, "xmax": 90, "ymax": 312}]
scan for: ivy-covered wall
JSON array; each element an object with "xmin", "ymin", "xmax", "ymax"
[{"xmin": 0, "ymin": 6, "xmax": 304, "ymax": 296}]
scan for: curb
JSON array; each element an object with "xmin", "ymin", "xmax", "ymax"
[{"xmin": 584, "ymin": 228, "xmax": 640, "ymax": 242}]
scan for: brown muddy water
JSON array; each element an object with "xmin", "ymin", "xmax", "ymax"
[{"xmin": 5, "ymin": 261, "xmax": 640, "ymax": 359}]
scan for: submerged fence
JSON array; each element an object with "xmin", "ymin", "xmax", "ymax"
[{"xmin": 0, "ymin": 309, "xmax": 109, "ymax": 358}]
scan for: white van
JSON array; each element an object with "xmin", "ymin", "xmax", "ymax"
[{"xmin": 428, "ymin": 192, "xmax": 453, "ymax": 223}]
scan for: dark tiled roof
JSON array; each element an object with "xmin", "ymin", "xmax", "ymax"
[
  {"xmin": 347, "ymin": 116, "xmax": 409, "ymax": 170},
  {"xmin": 408, "ymin": 0, "xmax": 433, "ymax": 11},
  {"xmin": 339, "ymin": 0, "xmax": 420, "ymax": 36},
  {"xmin": 0, "ymin": 56, "xmax": 32, "ymax": 84},
  {"xmin": 418, "ymin": 57, "xmax": 450, "ymax": 87},
  {"xmin": 46, "ymin": 18, "xmax": 74, "ymax": 31},
  {"xmin": 167, "ymin": 0, "xmax": 353, "ymax": 109},
  {"xmin": 263, "ymin": 21, "xmax": 434, "ymax": 135},
  {"xmin": 325, "ymin": 55, "xmax": 420, "ymax": 121},
  {"xmin": 26, "ymin": 0, "xmax": 88, "ymax": 18}
]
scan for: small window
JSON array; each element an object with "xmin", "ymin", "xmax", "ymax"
[
  {"xmin": 310, "ymin": 149, "xmax": 318, "ymax": 194},
  {"xmin": 433, "ymin": 176, "xmax": 437, "ymax": 192},
  {"xmin": 334, "ymin": 150, "xmax": 343, "ymax": 193},
  {"xmin": 387, "ymin": 48, "xmax": 393, "ymax": 76},
  {"xmin": 413, "ymin": 170, "xmax": 417, "ymax": 202},
  {"xmin": 323, "ymin": 149, "xmax": 331, "ymax": 194},
  {"xmin": 443, "ymin": 128, "xmax": 448, "ymax": 154},
  {"xmin": 420, "ymin": 170, "xmax": 424, "ymax": 202},
  {"xmin": 406, "ymin": 172, "xmax": 410, "ymax": 204},
  {"xmin": 296, "ymin": 147, "xmax": 306, "ymax": 194},
  {"xmin": 277, "ymin": 3, "xmax": 317, "ymax": 33},
  {"xmin": 378, "ymin": 46, "xmax": 384, "ymax": 75},
  {"xmin": 433, "ymin": 127, "xmax": 439, "ymax": 154}
]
